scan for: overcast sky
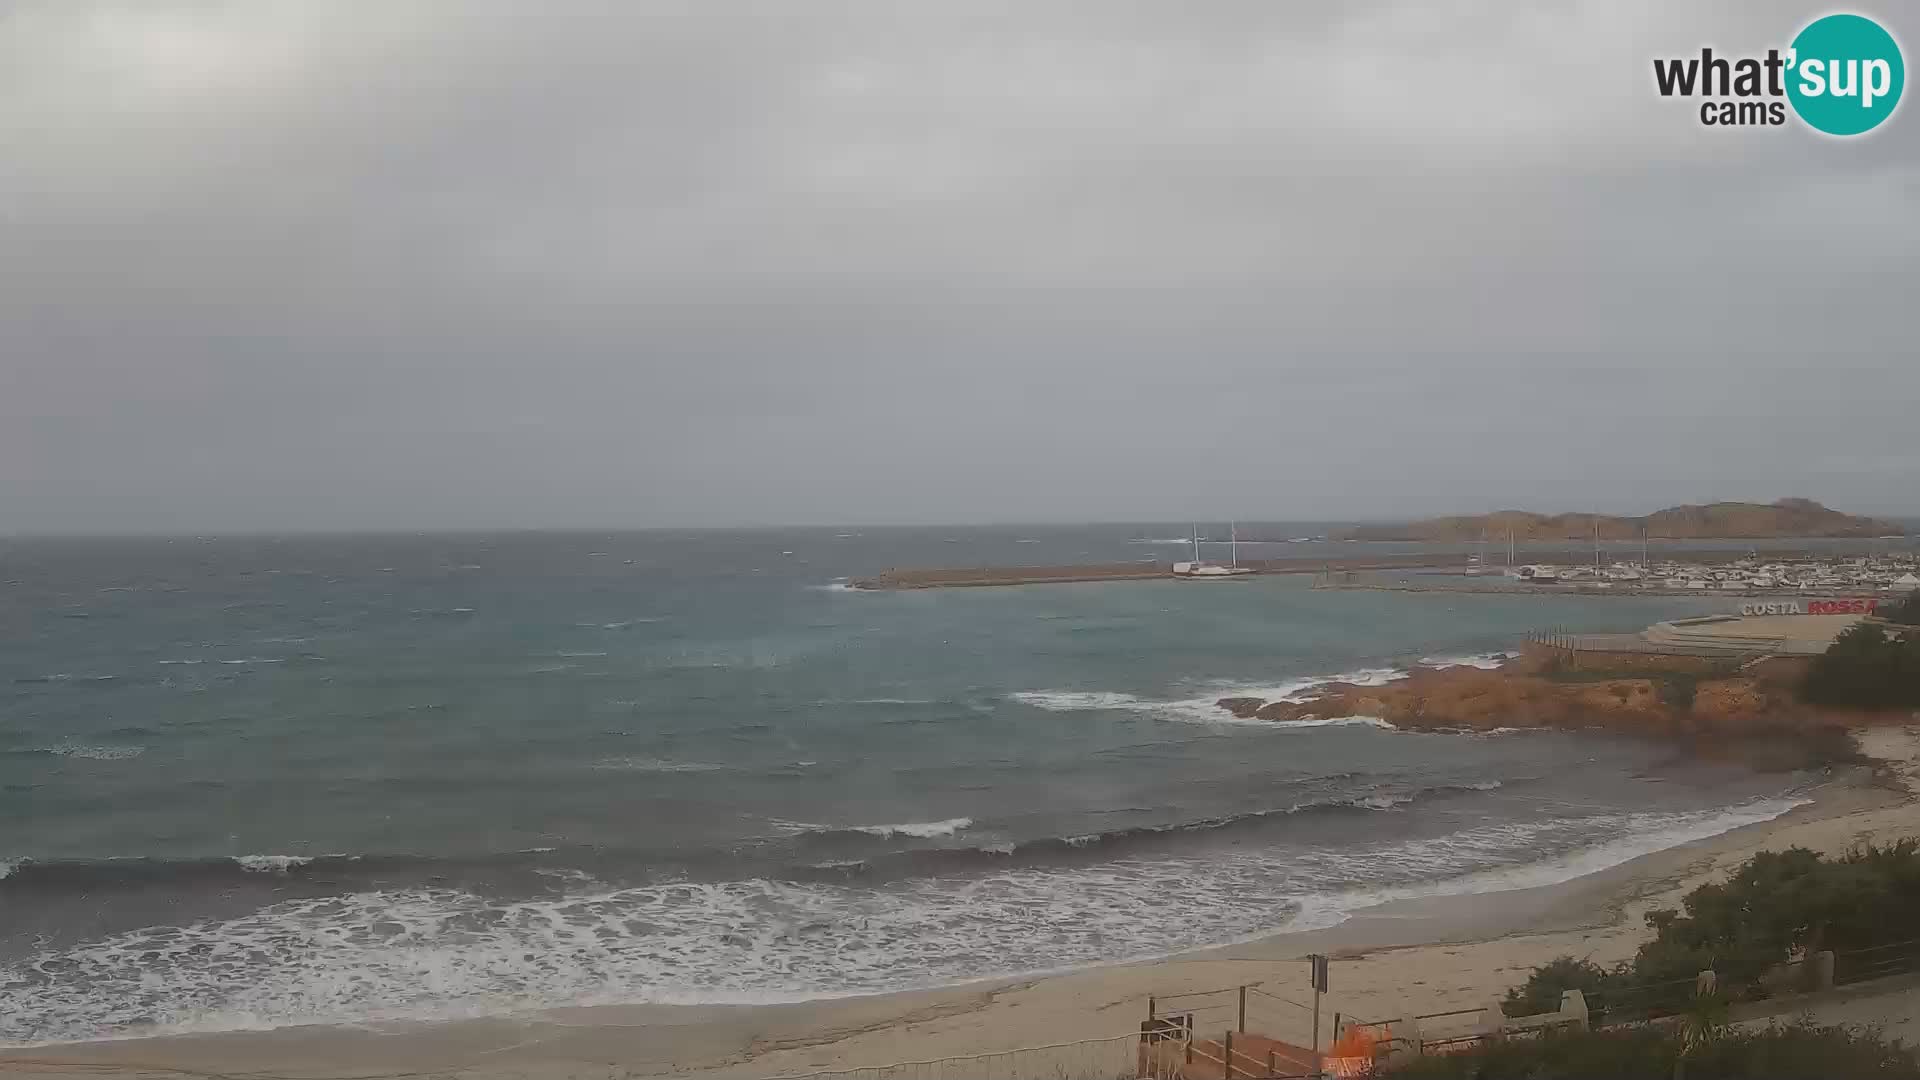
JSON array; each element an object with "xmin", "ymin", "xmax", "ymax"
[{"xmin": 2, "ymin": 1, "xmax": 1915, "ymax": 532}]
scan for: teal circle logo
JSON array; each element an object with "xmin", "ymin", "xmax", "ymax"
[{"xmin": 1786, "ymin": 13, "xmax": 1905, "ymax": 135}]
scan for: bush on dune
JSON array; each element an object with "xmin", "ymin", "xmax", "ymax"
[
  {"xmin": 1801, "ymin": 622, "xmax": 1920, "ymax": 708},
  {"xmin": 1506, "ymin": 842, "xmax": 1920, "ymax": 1018}
]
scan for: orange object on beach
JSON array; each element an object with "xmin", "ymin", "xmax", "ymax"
[{"xmin": 1326, "ymin": 1024, "xmax": 1385, "ymax": 1078}]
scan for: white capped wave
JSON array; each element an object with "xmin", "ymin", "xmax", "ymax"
[
  {"xmin": 1269, "ymin": 715, "xmax": 1396, "ymax": 730},
  {"xmin": 534, "ymin": 867, "xmax": 599, "ymax": 886},
  {"xmin": 42, "ymin": 744, "xmax": 144, "ymax": 761},
  {"xmin": 0, "ymin": 796, "xmax": 1806, "ymax": 1045},
  {"xmin": 777, "ymin": 817, "xmax": 974, "ymax": 839},
  {"xmin": 1420, "ymin": 651, "xmax": 1518, "ymax": 670},
  {"xmin": 232, "ymin": 855, "xmax": 314, "ymax": 873},
  {"xmin": 1279, "ymin": 796, "xmax": 1811, "ymax": 934},
  {"xmin": 591, "ymin": 757, "xmax": 727, "ymax": 773},
  {"xmin": 0, "ymin": 859, "xmax": 18, "ymax": 881},
  {"xmin": 1010, "ymin": 666, "xmax": 1410, "ymax": 727},
  {"xmin": 808, "ymin": 582, "xmax": 860, "ymax": 593},
  {"xmin": 1010, "ymin": 690, "xmax": 1149, "ymax": 711},
  {"xmin": 849, "ymin": 817, "xmax": 972, "ymax": 839}
]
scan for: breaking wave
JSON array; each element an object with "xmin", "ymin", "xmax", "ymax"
[
  {"xmin": 1420, "ymin": 651, "xmax": 1518, "ymax": 670},
  {"xmin": 591, "ymin": 757, "xmax": 728, "ymax": 773},
  {"xmin": 1009, "ymin": 666, "xmax": 1411, "ymax": 726},
  {"xmin": 779, "ymin": 817, "xmax": 974, "ymax": 840},
  {"xmin": 0, "ymin": 795, "xmax": 1807, "ymax": 1045},
  {"xmin": 232, "ymin": 855, "xmax": 315, "ymax": 873},
  {"xmin": 34, "ymin": 744, "xmax": 145, "ymax": 761}
]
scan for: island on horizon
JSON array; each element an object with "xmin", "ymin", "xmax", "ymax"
[{"xmin": 1340, "ymin": 498, "xmax": 1903, "ymax": 543}]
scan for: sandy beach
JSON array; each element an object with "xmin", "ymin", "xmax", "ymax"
[{"xmin": 5, "ymin": 725, "xmax": 1917, "ymax": 1080}]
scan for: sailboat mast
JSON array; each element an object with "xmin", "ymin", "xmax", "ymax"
[
  {"xmin": 1230, "ymin": 522, "xmax": 1238, "ymax": 569},
  {"xmin": 1191, "ymin": 524, "xmax": 1201, "ymax": 565}
]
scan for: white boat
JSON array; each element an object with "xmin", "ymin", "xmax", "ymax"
[{"xmin": 1172, "ymin": 523, "xmax": 1257, "ymax": 579}]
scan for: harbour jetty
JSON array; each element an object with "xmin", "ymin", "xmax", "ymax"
[
  {"xmin": 852, "ymin": 552, "xmax": 1580, "ymax": 590},
  {"xmin": 849, "ymin": 548, "xmax": 1859, "ymax": 590}
]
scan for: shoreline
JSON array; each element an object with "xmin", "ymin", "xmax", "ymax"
[{"xmin": 9, "ymin": 739, "xmax": 1916, "ymax": 1080}]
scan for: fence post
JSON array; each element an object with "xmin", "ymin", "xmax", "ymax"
[
  {"xmin": 1238, "ymin": 985, "xmax": 1247, "ymax": 1033},
  {"xmin": 1267, "ymin": 1048, "xmax": 1277, "ymax": 1078},
  {"xmin": 1148, "ymin": 994, "xmax": 1156, "ymax": 1020},
  {"xmin": 1559, "ymin": 989, "xmax": 1589, "ymax": 1031},
  {"xmin": 1224, "ymin": 1030, "xmax": 1234, "ymax": 1079}
]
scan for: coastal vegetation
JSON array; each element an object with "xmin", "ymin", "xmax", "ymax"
[
  {"xmin": 1343, "ymin": 498, "xmax": 1898, "ymax": 543},
  {"xmin": 1504, "ymin": 842, "xmax": 1920, "ymax": 1024},
  {"xmin": 1800, "ymin": 622, "xmax": 1920, "ymax": 708},
  {"xmin": 1380, "ymin": 1023, "xmax": 1920, "ymax": 1079}
]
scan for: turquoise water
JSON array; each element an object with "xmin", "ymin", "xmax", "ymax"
[{"xmin": 0, "ymin": 528, "xmax": 1814, "ymax": 1042}]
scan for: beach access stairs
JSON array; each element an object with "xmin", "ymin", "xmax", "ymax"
[{"xmin": 1138, "ymin": 986, "xmax": 1323, "ymax": 1078}]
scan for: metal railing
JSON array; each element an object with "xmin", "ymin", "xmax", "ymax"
[
  {"xmin": 759, "ymin": 1032, "xmax": 1141, "ymax": 1080},
  {"xmin": 1833, "ymin": 937, "xmax": 1920, "ymax": 986}
]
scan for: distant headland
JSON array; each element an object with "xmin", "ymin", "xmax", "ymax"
[{"xmin": 1340, "ymin": 498, "xmax": 1902, "ymax": 542}]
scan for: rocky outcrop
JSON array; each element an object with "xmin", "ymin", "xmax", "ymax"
[
  {"xmin": 1340, "ymin": 499, "xmax": 1898, "ymax": 542},
  {"xmin": 1222, "ymin": 657, "xmax": 1854, "ymax": 744}
]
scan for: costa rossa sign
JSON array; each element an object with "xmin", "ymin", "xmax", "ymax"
[{"xmin": 1740, "ymin": 598, "xmax": 1879, "ymax": 616}]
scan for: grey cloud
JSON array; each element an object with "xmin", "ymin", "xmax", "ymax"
[{"xmin": 1, "ymin": 0, "xmax": 1916, "ymax": 531}]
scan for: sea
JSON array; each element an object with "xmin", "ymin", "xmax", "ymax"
[{"xmin": 0, "ymin": 525, "xmax": 1860, "ymax": 1045}]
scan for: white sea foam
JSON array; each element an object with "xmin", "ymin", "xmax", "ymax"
[
  {"xmin": 1010, "ymin": 690, "xmax": 1150, "ymax": 712},
  {"xmin": 533, "ymin": 867, "xmax": 599, "ymax": 886},
  {"xmin": 0, "ymin": 859, "xmax": 19, "ymax": 881},
  {"xmin": 1010, "ymin": 666, "xmax": 1411, "ymax": 727},
  {"xmin": 809, "ymin": 582, "xmax": 860, "ymax": 593},
  {"xmin": 848, "ymin": 817, "xmax": 972, "ymax": 838},
  {"xmin": 232, "ymin": 855, "xmax": 314, "ymax": 873},
  {"xmin": 776, "ymin": 817, "xmax": 974, "ymax": 839},
  {"xmin": 1277, "ymin": 796, "xmax": 1812, "ymax": 933},
  {"xmin": 591, "ymin": 757, "xmax": 727, "ymax": 773},
  {"xmin": 42, "ymin": 744, "xmax": 144, "ymax": 761},
  {"xmin": 1420, "ymin": 651, "xmax": 1519, "ymax": 670},
  {"xmin": 1269, "ymin": 715, "xmax": 1397, "ymax": 730},
  {"xmin": 0, "ymin": 797, "xmax": 1806, "ymax": 1045}
]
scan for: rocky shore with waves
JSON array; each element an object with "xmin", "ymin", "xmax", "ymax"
[{"xmin": 1215, "ymin": 645, "xmax": 1895, "ymax": 770}]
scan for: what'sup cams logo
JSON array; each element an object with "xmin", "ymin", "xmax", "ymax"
[{"xmin": 1654, "ymin": 12, "xmax": 1904, "ymax": 135}]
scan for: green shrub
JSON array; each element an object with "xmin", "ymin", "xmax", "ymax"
[
  {"xmin": 1502, "ymin": 842, "xmax": 1920, "ymax": 1016},
  {"xmin": 1502, "ymin": 956, "xmax": 1619, "ymax": 1018},
  {"xmin": 1801, "ymin": 623, "xmax": 1920, "ymax": 708}
]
